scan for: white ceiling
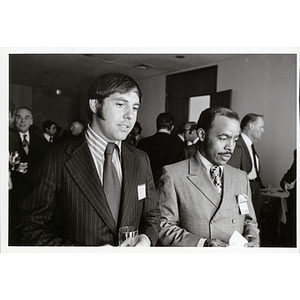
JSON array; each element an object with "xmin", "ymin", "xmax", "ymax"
[{"xmin": 9, "ymin": 53, "xmax": 241, "ymax": 97}]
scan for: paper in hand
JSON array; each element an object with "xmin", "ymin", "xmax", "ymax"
[{"xmin": 229, "ymin": 230, "xmax": 248, "ymax": 247}]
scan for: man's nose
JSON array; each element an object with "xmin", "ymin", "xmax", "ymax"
[
  {"xmin": 124, "ymin": 108, "xmax": 134, "ymax": 120},
  {"xmin": 226, "ymin": 139, "xmax": 235, "ymax": 151}
]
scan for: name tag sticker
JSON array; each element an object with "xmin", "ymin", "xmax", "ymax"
[
  {"xmin": 239, "ymin": 202, "xmax": 249, "ymax": 215},
  {"xmin": 138, "ymin": 184, "xmax": 146, "ymax": 200},
  {"xmin": 237, "ymin": 194, "xmax": 249, "ymax": 215}
]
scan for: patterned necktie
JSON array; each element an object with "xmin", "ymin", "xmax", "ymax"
[
  {"xmin": 103, "ymin": 142, "xmax": 121, "ymax": 223},
  {"xmin": 22, "ymin": 134, "xmax": 29, "ymax": 155},
  {"xmin": 210, "ymin": 165, "xmax": 222, "ymax": 196},
  {"xmin": 49, "ymin": 136, "xmax": 53, "ymax": 143}
]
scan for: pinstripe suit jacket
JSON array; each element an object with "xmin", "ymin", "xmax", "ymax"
[
  {"xmin": 158, "ymin": 151, "xmax": 259, "ymax": 246},
  {"xmin": 18, "ymin": 133, "xmax": 160, "ymax": 246}
]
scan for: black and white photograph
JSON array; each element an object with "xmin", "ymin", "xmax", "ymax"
[
  {"xmin": 0, "ymin": 2, "xmax": 299, "ymax": 299},
  {"xmin": 4, "ymin": 51, "xmax": 298, "ymax": 251}
]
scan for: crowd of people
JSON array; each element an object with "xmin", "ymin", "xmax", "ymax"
[{"xmin": 8, "ymin": 72, "xmax": 296, "ymax": 247}]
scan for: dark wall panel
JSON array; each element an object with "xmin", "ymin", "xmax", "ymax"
[{"xmin": 166, "ymin": 65, "xmax": 218, "ymax": 128}]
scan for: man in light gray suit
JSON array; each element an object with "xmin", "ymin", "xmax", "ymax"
[{"xmin": 158, "ymin": 107, "xmax": 260, "ymax": 247}]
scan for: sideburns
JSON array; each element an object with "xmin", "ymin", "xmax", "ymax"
[{"xmin": 96, "ymin": 103, "xmax": 105, "ymax": 121}]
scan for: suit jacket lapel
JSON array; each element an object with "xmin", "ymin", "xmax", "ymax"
[
  {"xmin": 187, "ymin": 152, "xmax": 220, "ymax": 208},
  {"xmin": 63, "ymin": 135, "xmax": 117, "ymax": 235},
  {"xmin": 240, "ymin": 136, "xmax": 252, "ymax": 170},
  {"xmin": 118, "ymin": 143, "xmax": 139, "ymax": 226}
]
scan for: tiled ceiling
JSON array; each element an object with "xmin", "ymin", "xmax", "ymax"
[{"xmin": 9, "ymin": 53, "xmax": 241, "ymax": 97}]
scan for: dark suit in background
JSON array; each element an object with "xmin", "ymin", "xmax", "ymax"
[
  {"xmin": 137, "ymin": 132, "xmax": 186, "ymax": 187},
  {"xmin": 9, "ymin": 125, "xmax": 46, "ymax": 244},
  {"xmin": 280, "ymin": 149, "xmax": 296, "ymax": 247},
  {"xmin": 227, "ymin": 136, "xmax": 262, "ymax": 220}
]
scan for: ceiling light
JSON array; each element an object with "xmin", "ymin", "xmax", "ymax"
[{"xmin": 135, "ymin": 63, "xmax": 156, "ymax": 70}]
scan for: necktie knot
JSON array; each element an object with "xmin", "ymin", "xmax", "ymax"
[
  {"xmin": 210, "ymin": 165, "xmax": 221, "ymax": 179},
  {"xmin": 105, "ymin": 142, "xmax": 116, "ymax": 157},
  {"xmin": 210, "ymin": 165, "xmax": 222, "ymax": 196}
]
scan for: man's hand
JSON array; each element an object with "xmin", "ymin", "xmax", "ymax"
[
  {"xmin": 244, "ymin": 236, "xmax": 260, "ymax": 247},
  {"xmin": 120, "ymin": 234, "xmax": 151, "ymax": 247},
  {"xmin": 16, "ymin": 162, "xmax": 28, "ymax": 174},
  {"xmin": 204, "ymin": 239, "xmax": 228, "ymax": 247}
]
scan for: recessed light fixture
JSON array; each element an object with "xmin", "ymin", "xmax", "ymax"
[
  {"xmin": 175, "ymin": 55, "xmax": 185, "ymax": 59},
  {"xmin": 135, "ymin": 63, "xmax": 156, "ymax": 70}
]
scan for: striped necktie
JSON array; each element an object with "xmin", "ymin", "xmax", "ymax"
[
  {"xmin": 103, "ymin": 142, "xmax": 121, "ymax": 223},
  {"xmin": 210, "ymin": 165, "xmax": 222, "ymax": 196},
  {"xmin": 22, "ymin": 134, "xmax": 29, "ymax": 155}
]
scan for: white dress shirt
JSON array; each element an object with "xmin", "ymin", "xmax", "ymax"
[
  {"xmin": 241, "ymin": 133, "xmax": 259, "ymax": 180},
  {"xmin": 85, "ymin": 125, "xmax": 122, "ymax": 185},
  {"xmin": 19, "ymin": 131, "xmax": 30, "ymax": 144}
]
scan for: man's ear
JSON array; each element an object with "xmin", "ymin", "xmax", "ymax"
[
  {"xmin": 89, "ymin": 99, "xmax": 99, "ymax": 113},
  {"xmin": 197, "ymin": 128, "xmax": 206, "ymax": 142}
]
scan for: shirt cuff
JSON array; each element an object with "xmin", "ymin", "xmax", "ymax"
[{"xmin": 197, "ymin": 238, "xmax": 207, "ymax": 247}]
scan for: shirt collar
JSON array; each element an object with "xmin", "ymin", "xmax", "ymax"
[
  {"xmin": 43, "ymin": 132, "xmax": 51, "ymax": 141},
  {"xmin": 241, "ymin": 132, "xmax": 252, "ymax": 147},
  {"xmin": 198, "ymin": 152, "xmax": 223, "ymax": 176},
  {"xmin": 85, "ymin": 124, "xmax": 121, "ymax": 160},
  {"xmin": 19, "ymin": 131, "xmax": 29, "ymax": 139}
]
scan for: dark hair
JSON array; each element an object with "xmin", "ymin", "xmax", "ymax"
[
  {"xmin": 240, "ymin": 113, "xmax": 264, "ymax": 130},
  {"xmin": 178, "ymin": 123, "xmax": 186, "ymax": 134},
  {"xmin": 189, "ymin": 123, "xmax": 198, "ymax": 134},
  {"xmin": 86, "ymin": 73, "xmax": 142, "ymax": 120},
  {"xmin": 197, "ymin": 107, "xmax": 239, "ymax": 132},
  {"xmin": 42, "ymin": 120, "xmax": 56, "ymax": 132},
  {"xmin": 72, "ymin": 118, "xmax": 87, "ymax": 129},
  {"xmin": 156, "ymin": 112, "xmax": 175, "ymax": 131}
]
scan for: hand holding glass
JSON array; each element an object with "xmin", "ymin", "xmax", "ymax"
[
  {"xmin": 10, "ymin": 151, "xmax": 20, "ymax": 170},
  {"xmin": 119, "ymin": 226, "xmax": 138, "ymax": 247}
]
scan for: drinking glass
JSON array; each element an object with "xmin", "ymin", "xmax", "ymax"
[
  {"xmin": 118, "ymin": 226, "xmax": 138, "ymax": 247},
  {"xmin": 10, "ymin": 151, "xmax": 21, "ymax": 170}
]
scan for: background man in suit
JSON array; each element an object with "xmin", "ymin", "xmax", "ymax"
[
  {"xmin": 124, "ymin": 121, "xmax": 144, "ymax": 147},
  {"xmin": 9, "ymin": 107, "xmax": 46, "ymax": 245},
  {"xmin": 184, "ymin": 122, "xmax": 199, "ymax": 146},
  {"xmin": 280, "ymin": 149, "xmax": 296, "ymax": 247},
  {"xmin": 158, "ymin": 107, "xmax": 259, "ymax": 247},
  {"xmin": 227, "ymin": 113, "xmax": 265, "ymax": 221},
  {"xmin": 137, "ymin": 112, "xmax": 186, "ymax": 187},
  {"xmin": 42, "ymin": 120, "xmax": 57, "ymax": 149},
  {"xmin": 176, "ymin": 122, "xmax": 187, "ymax": 146},
  {"xmin": 18, "ymin": 73, "xmax": 160, "ymax": 247},
  {"xmin": 70, "ymin": 118, "xmax": 87, "ymax": 136}
]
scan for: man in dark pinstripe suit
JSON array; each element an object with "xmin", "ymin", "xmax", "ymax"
[{"xmin": 17, "ymin": 73, "xmax": 160, "ymax": 247}]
